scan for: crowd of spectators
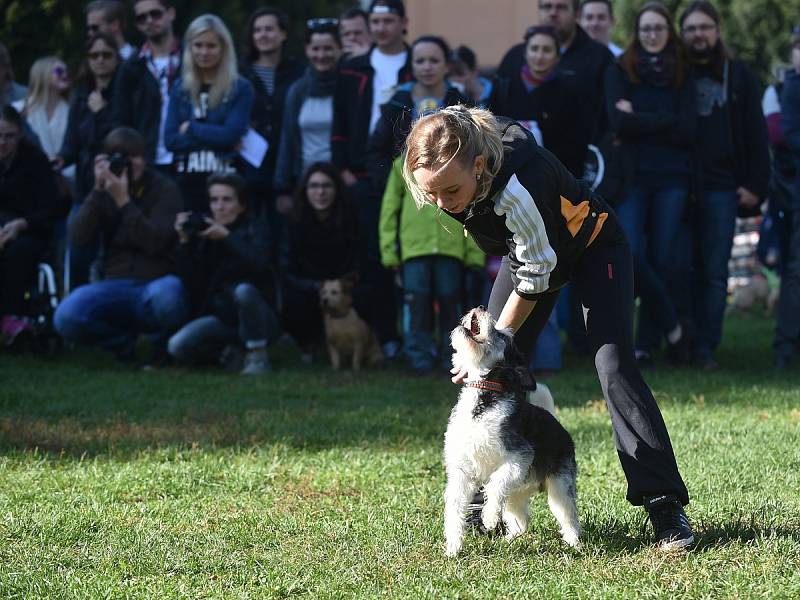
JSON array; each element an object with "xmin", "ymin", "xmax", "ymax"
[{"xmin": 0, "ymin": 0, "xmax": 795, "ymax": 374}]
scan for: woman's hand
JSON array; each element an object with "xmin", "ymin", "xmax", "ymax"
[
  {"xmin": 276, "ymin": 194, "xmax": 294, "ymax": 215},
  {"xmin": 616, "ymin": 99, "xmax": 633, "ymax": 113},
  {"xmin": 198, "ymin": 219, "xmax": 229, "ymax": 241},
  {"xmin": 174, "ymin": 211, "xmax": 191, "ymax": 243},
  {"xmin": 341, "ymin": 169, "xmax": 358, "ymax": 187},
  {"xmin": 450, "ymin": 356, "xmax": 469, "ymax": 384},
  {"xmin": 0, "ymin": 219, "xmax": 27, "ymax": 250},
  {"xmin": 88, "ymin": 90, "xmax": 107, "ymax": 113}
]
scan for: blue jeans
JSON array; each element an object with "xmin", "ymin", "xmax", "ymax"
[
  {"xmin": 168, "ymin": 282, "xmax": 279, "ymax": 364},
  {"xmin": 692, "ymin": 189, "xmax": 738, "ymax": 359},
  {"xmin": 530, "ymin": 304, "xmax": 562, "ymax": 371},
  {"xmin": 54, "ymin": 275, "xmax": 189, "ymax": 351},
  {"xmin": 615, "ymin": 183, "xmax": 690, "ymax": 352},
  {"xmin": 402, "ymin": 256, "xmax": 462, "ymax": 371}
]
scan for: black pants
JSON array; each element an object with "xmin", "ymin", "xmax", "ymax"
[
  {"xmin": 0, "ymin": 234, "xmax": 47, "ymax": 316},
  {"xmin": 488, "ymin": 224, "xmax": 689, "ymax": 506}
]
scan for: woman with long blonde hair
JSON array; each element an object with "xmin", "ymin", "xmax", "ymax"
[
  {"xmin": 14, "ymin": 56, "xmax": 71, "ymax": 163},
  {"xmin": 165, "ymin": 14, "xmax": 254, "ymax": 211},
  {"xmin": 403, "ymin": 104, "xmax": 694, "ymax": 552}
]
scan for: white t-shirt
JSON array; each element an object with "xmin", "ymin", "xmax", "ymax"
[
  {"xmin": 369, "ymin": 48, "xmax": 408, "ymax": 134},
  {"xmin": 152, "ymin": 55, "xmax": 173, "ymax": 166}
]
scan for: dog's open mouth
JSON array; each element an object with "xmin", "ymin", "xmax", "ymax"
[{"xmin": 470, "ymin": 312, "xmax": 481, "ymax": 337}]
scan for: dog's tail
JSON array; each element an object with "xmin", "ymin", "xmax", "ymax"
[{"xmin": 527, "ymin": 383, "xmax": 556, "ymax": 416}]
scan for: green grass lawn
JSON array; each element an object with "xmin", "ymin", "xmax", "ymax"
[{"xmin": 1, "ymin": 314, "xmax": 799, "ymax": 599}]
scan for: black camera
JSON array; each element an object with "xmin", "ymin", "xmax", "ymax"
[
  {"xmin": 108, "ymin": 152, "xmax": 131, "ymax": 177},
  {"xmin": 181, "ymin": 212, "xmax": 209, "ymax": 236}
]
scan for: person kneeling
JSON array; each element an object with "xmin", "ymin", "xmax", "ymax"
[
  {"xmin": 54, "ymin": 127, "xmax": 188, "ymax": 363},
  {"xmin": 168, "ymin": 173, "xmax": 278, "ymax": 375}
]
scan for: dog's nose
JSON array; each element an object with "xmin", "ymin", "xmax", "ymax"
[{"xmin": 478, "ymin": 305, "xmax": 485, "ymax": 311}]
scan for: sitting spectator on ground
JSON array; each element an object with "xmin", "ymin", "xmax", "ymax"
[
  {"xmin": 273, "ymin": 18, "xmax": 343, "ymax": 215},
  {"xmin": 339, "ymin": 7, "xmax": 372, "ymax": 59},
  {"xmin": 448, "ymin": 45, "xmax": 492, "ymax": 107},
  {"xmin": 168, "ymin": 173, "xmax": 277, "ymax": 375},
  {"xmin": 165, "ymin": 14, "xmax": 254, "ymax": 212},
  {"xmin": 281, "ymin": 163, "xmax": 360, "ymax": 363},
  {"xmin": 0, "ymin": 43, "xmax": 27, "ymax": 109},
  {"xmin": 0, "ymin": 106, "xmax": 65, "ymax": 342},
  {"xmin": 54, "ymin": 127, "xmax": 187, "ymax": 363},
  {"xmin": 85, "ymin": 0, "xmax": 137, "ymax": 60}
]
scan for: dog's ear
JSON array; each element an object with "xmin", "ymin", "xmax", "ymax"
[{"xmin": 503, "ymin": 338, "xmax": 526, "ymax": 368}]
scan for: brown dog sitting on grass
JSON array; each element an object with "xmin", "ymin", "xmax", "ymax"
[{"xmin": 319, "ymin": 278, "xmax": 384, "ymax": 370}]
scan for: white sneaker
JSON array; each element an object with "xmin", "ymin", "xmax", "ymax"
[{"xmin": 241, "ymin": 349, "xmax": 271, "ymax": 375}]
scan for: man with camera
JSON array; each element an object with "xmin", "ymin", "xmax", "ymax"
[{"xmin": 54, "ymin": 127, "xmax": 188, "ymax": 363}]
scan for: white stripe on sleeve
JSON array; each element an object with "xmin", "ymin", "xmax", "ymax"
[{"xmin": 494, "ymin": 173, "xmax": 557, "ymax": 295}]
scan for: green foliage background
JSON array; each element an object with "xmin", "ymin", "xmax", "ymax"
[
  {"xmin": 0, "ymin": 0, "xmax": 797, "ymax": 85},
  {"xmin": 0, "ymin": 0, "xmax": 350, "ymax": 83}
]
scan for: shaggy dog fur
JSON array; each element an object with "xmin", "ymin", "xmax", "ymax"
[{"xmin": 443, "ymin": 307, "xmax": 580, "ymax": 556}]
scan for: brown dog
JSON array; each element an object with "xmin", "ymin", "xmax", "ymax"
[{"xmin": 319, "ymin": 278, "xmax": 384, "ymax": 370}]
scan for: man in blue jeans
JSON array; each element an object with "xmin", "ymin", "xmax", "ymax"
[
  {"xmin": 55, "ymin": 127, "xmax": 188, "ymax": 362},
  {"xmin": 680, "ymin": 1, "xmax": 769, "ymax": 369}
]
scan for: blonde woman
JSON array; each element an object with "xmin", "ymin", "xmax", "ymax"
[
  {"xmin": 402, "ymin": 104, "xmax": 694, "ymax": 551},
  {"xmin": 165, "ymin": 13, "xmax": 254, "ymax": 211},
  {"xmin": 14, "ymin": 56, "xmax": 71, "ymax": 166}
]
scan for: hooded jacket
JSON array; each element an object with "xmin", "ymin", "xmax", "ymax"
[{"xmin": 447, "ymin": 119, "xmax": 613, "ymax": 300}]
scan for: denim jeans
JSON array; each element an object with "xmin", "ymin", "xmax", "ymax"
[
  {"xmin": 692, "ymin": 190, "xmax": 738, "ymax": 360},
  {"xmin": 402, "ymin": 256, "xmax": 462, "ymax": 371},
  {"xmin": 54, "ymin": 275, "xmax": 189, "ymax": 350},
  {"xmin": 529, "ymin": 304, "xmax": 562, "ymax": 371},
  {"xmin": 168, "ymin": 282, "xmax": 278, "ymax": 364},
  {"xmin": 615, "ymin": 183, "xmax": 690, "ymax": 352}
]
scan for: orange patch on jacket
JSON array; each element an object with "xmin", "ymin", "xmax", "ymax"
[{"xmin": 560, "ymin": 196, "xmax": 607, "ymax": 246}]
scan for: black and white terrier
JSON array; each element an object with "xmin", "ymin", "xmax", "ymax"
[{"xmin": 443, "ymin": 307, "xmax": 581, "ymax": 556}]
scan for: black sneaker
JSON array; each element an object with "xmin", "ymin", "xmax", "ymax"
[{"xmin": 644, "ymin": 494, "xmax": 695, "ymax": 551}]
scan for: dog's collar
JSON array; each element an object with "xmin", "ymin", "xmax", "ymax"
[{"xmin": 463, "ymin": 379, "xmax": 505, "ymax": 393}]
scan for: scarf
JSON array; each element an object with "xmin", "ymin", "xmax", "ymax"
[
  {"xmin": 519, "ymin": 64, "xmax": 557, "ymax": 93},
  {"xmin": 637, "ymin": 50, "xmax": 674, "ymax": 88}
]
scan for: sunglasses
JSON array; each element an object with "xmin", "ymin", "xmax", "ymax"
[
  {"xmin": 52, "ymin": 66, "xmax": 68, "ymax": 78},
  {"xmin": 88, "ymin": 50, "xmax": 115, "ymax": 61},
  {"xmin": 307, "ymin": 18, "xmax": 339, "ymax": 30},
  {"xmin": 135, "ymin": 8, "xmax": 164, "ymax": 25}
]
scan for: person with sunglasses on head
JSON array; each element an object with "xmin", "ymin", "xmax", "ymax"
[
  {"xmin": 164, "ymin": 14, "xmax": 254, "ymax": 214},
  {"xmin": 497, "ymin": 0, "xmax": 613, "ymax": 145},
  {"xmin": 604, "ymin": 2, "xmax": 696, "ymax": 368},
  {"xmin": 273, "ymin": 19, "xmax": 343, "ymax": 217},
  {"xmin": 679, "ymin": 0, "xmax": 769, "ymax": 371},
  {"xmin": 84, "ymin": 0, "xmax": 136, "ymax": 60},
  {"xmin": 111, "ymin": 0, "xmax": 180, "ymax": 173},
  {"xmin": 12, "ymin": 57, "xmax": 72, "ymax": 172},
  {"xmin": 55, "ymin": 33, "xmax": 121, "ymax": 289},
  {"xmin": 238, "ymin": 6, "xmax": 304, "ymax": 218},
  {"xmin": 773, "ymin": 27, "xmax": 800, "ymax": 370}
]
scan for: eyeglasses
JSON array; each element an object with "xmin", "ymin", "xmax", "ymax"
[
  {"xmin": 539, "ymin": 2, "xmax": 571, "ymax": 12},
  {"xmin": 307, "ymin": 182, "xmax": 334, "ymax": 190},
  {"xmin": 307, "ymin": 18, "xmax": 339, "ymax": 30},
  {"xmin": 52, "ymin": 66, "xmax": 68, "ymax": 78},
  {"xmin": 88, "ymin": 50, "xmax": 115, "ymax": 61},
  {"xmin": 639, "ymin": 25, "xmax": 668, "ymax": 35},
  {"xmin": 135, "ymin": 8, "xmax": 164, "ymax": 25},
  {"xmin": 682, "ymin": 23, "xmax": 716, "ymax": 34}
]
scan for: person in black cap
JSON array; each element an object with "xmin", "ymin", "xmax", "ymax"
[{"xmin": 330, "ymin": 0, "xmax": 412, "ymax": 359}]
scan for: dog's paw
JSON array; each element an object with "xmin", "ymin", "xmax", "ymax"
[
  {"xmin": 481, "ymin": 505, "xmax": 501, "ymax": 532},
  {"xmin": 445, "ymin": 538, "xmax": 462, "ymax": 557},
  {"xmin": 561, "ymin": 529, "xmax": 581, "ymax": 548}
]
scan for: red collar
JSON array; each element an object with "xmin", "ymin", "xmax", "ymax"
[{"xmin": 464, "ymin": 379, "xmax": 505, "ymax": 393}]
